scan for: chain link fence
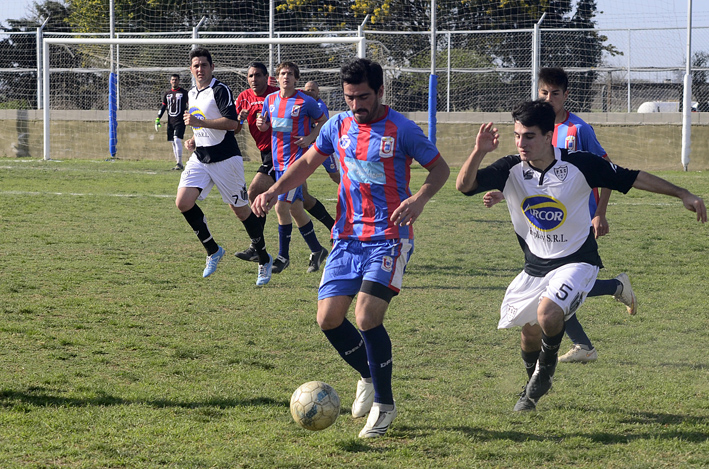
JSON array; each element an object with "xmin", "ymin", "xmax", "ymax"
[{"xmin": 2, "ymin": 27, "xmax": 708, "ymax": 113}]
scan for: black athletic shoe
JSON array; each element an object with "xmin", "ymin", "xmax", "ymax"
[
  {"xmin": 272, "ymin": 255, "xmax": 290, "ymax": 274},
  {"xmin": 527, "ymin": 362, "xmax": 555, "ymax": 401},
  {"xmin": 172, "ymin": 163, "xmax": 184, "ymax": 171},
  {"xmin": 513, "ymin": 383, "xmax": 538, "ymax": 411},
  {"xmin": 307, "ymin": 248, "xmax": 328, "ymax": 273},
  {"xmin": 235, "ymin": 245, "xmax": 259, "ymax": 262}
]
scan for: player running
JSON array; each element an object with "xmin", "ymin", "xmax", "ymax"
[
  {"xmin": 255, "ymin": 61, "xmax": 329, "ymax": 274},
  {"xmin": 156, "ymin": 74, "xmax": 188, "ymax": 170},
  {"xmin": 456, "ymin": 99, "xmax": 705, "ymax": 411},
  {"xmin": 254, "ymin": 58, "xmax": 450, "ymax": 438},
  {"xmin": 177, "ymin": 48, "xmax": 273, "ymax": 284}
]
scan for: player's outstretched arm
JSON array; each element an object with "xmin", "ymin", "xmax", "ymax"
[
  {"xmin": 456, "ymin": 123, "xmax": 499, "ymax": 194},
  {"xmin": 632, "ymin": 171, "xmax": 707, "ymax": 223},
  {"xmin": 391, "ymin": 157, "xmax": 450, "ymax": 227}
]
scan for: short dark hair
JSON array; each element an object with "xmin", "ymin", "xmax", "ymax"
[
  {"xmin": 276, "ymin": 61, "xmax": 300, "ymax": 80},
  {"xmin": 189, "ymin": 47, "xmax": 212, "ymax": 65},
  {"xmin": 170, "ymin": 73, "xmax": 180, "ymax": 80},
  {"xmin": 340, "ymin": 58, "xmax": 383, "ymax": 92},
  {"xmin": 247, "ymin": 62, "xmax": 268, "ymax": 76},
  {"xmin": 512, "ymin": 100, "xmax": 556, "ymax": 135},
  {"xmin": 538, "ymin": 67, "xmax": 568, "ymax": 92}
]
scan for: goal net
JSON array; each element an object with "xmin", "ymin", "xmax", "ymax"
[{"xmin": 42, "ymin": 35, "xmax": 363, "ymax": 161}]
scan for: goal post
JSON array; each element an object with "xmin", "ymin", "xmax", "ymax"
[{"xmin": 42, "ymin": 36, "xmax": 365, "ymax": 161}]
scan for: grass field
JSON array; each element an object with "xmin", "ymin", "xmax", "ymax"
[{"xmin": 1, "ymin": 158, "xmax": 708, "ymax": 468}]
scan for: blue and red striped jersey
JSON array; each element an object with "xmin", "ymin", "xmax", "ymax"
[
  {"xmin": 554, "ymin": 110, "xmax": 608, "ymax": 213},
  {"xmin": 261, "ymin": 90, "xmax": 323, "ymax": 171},
  {"xmin": 553, "ymin": 111, "xmax": 607, "ymax": 158},
  {"xmin": 314, "ymin": 106, "xmax": 441, "ymax": 241}
]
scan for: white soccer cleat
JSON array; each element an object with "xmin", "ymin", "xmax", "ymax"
[
  {"xmin": 351, "ymin": 378, "xmax": 375, "ymax": 418},
  {"xmin": 358, "ymin": 402, "xmax": 397, "ymax": 438},
  {"xmin": 614, "ymin": 273, "xmax": 637, "ymax": 316},
  {"xmin": 558, "ymin": 344, "xmax": 598, "ymax": 363}
]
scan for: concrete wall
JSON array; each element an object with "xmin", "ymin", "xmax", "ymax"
[{"xmin": 2, "ymin": 109, "xmax": 709, "ymax": 170}]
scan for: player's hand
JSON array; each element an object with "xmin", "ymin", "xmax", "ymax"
[
  {"xmin": 183, "ymin": 110, "xmax": 194, "ymax": 127},
  {"xmin": 681, "ymin": 192, "xmax": 707, "ymax": 223},
  {"xmin": 475, "ymin": 122, "xmax": 499, "ymax": 154},
  {"xmin": 238, "ymin": 109, "xmax": 249, "ymax": 122},
  {"xmin": 293, "ymin": 135, "xmax": 312, "ymax": 149},
  {"xmin": 483, "ymin": 191, "xmax": 504, "ymax": 208},
  {"xmin": 591, "ymin": 214, "xmax": 609, "ymax": 238},
  {"xmin": 391, "ymin": 197, "xmax": 424, "ymax": 227},
  {"xmin": 154, "ymin": 117, "xmax": 161, "ymax": 132},
  {"xmin": 252, "ymin": 191, "xmax": 278, "ymax": 217},
  {"xmin": 184, "ymin": 138, "xmax": 195, "ymax": 152},
  {"xmin": 255, "ymin": 113, "xmax": 269, "ymax": 132}
]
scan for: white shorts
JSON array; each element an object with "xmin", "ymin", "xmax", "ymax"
[
  {"xmin": 178, "ymin": 154, "xmax": 249, "ymax": 207},
  {"xmin": 498, "ymin": 263, "xmax": 599, "ymax": 329}
]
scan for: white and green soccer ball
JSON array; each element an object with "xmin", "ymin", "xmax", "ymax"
[{"xmin": 290, "ymin": 381, "xmax": 340, "ymax": 431}]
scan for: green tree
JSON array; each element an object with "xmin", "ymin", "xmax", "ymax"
[{"xmin": 0, "ymin": 1, "xmax": 71, "ymax": 108}]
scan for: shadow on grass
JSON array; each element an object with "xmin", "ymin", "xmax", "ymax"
[
  {"xmin": 0, "ymin": 386, "xmax": 286, "ymax": 410},
  {"xmin": 448, "ymin": 409, "xmax": 709, "ymax": 444}
]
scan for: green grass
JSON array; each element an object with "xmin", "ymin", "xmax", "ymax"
[{"xmin": 1, "ymin": 158, "xmax": 708, "ymax": 468}]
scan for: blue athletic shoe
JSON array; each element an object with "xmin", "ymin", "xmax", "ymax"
[
  {"xmin": 203, "ymin": 246, "xmax": 225, "ymax": 278},
  {"xmin": 256, "ymin": 254, "xmax": 273, "ymax": 286}
]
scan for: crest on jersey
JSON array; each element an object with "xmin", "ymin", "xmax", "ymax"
[
  {"xmin": 554, "ymin": 165, "xmax": 568, "ymax": 182},
  {"xmin": 188, "ymin": 107, "xmax": 205, "ymax": 130},
  {"xmin": 339, "ymin": 135, "xmax": 352, "ymax": 150},
  {"xmin": 291, "ymin": 105, "xmax": 301, "ymax": 117},
  {"xmin": 379, "ymin": 136, "xmax": 395, "ymax": 158},
  {"xmin": 521, "ymin": 195, "xmax": 566, "ymax": 231},
  {"xmin": 523, "ymin": 169, "xmax": 535, "ymax": 180},
  {"xmin": 565, "ymin": 135, "xmax": 577, "ymax": 151},
  {"xmin": 381, "ymin": 255, "xmax": 393, "ymax": 272},
  {"xmin": 269, "ymin": 104, "xmax": 275, "ymax": 113}
]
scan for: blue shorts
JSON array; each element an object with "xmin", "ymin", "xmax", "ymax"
[
  {"xmin": 318, "ymin": 238, "xmax": 413, "ymax": 300},
  {"xmin": 275, "ymin": 168, "xmax": 304, "ymax": 203},
  {"xmin": 322, "ymin": 155, "xmax": 339, "ymax": 174}
]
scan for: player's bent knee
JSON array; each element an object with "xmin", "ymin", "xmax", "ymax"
[{"xmin": 231, "ymin": 203, "xmax": 252, "ymax": 221}]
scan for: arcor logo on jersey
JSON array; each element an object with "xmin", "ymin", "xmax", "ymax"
[
  {"xmin": 565, "ymin": 135, "xmax": 577, "ymax": 151},
  {"xmin": 522, "ymin": 195, "xmax": 566, "ymax": 231},
  {"xmin": 339, "ymin": 135, "xmax": 352, "ymax": 150},
  {"xmin": 291, "ymin": 105, "xmax": 301, "ymax": 117},
  {"xmin": 189, "ymin": 107, "xmax": 206, "ymax": 130},
  {"xmin": 379, "ymin": 136, "xmax": 395, "ymax": 158}
]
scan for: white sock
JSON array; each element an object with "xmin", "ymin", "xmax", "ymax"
[{"xmin": 173, "ymin": 138, "xmax": 183, "ymax": 165}]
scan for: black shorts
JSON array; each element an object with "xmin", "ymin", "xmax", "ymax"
[
  {"xmin": 257, "ymin": 149, "xmax": 277, "ymax": 182},
  {"xmin": 167, "ymin": 122, "xmax": 186, "ymax": 141}
]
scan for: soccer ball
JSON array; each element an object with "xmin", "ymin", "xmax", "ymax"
[{"xmin": 290, "ymin": 381, "xmax": 340, "ymax": 431}]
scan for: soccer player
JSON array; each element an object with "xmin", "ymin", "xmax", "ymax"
[
  {"xmin": 255, "ymin": 61, "xmax": 329, "ymax": 274},
  {"xmin": 177, "ymin": 47, "xmax": 273, "ymax": 285},
  {"xmin": 155, "ymin": 74, "xmax": 189, "ymax": 170},
  {"xmin": 253, "ymin": 58, "xmax": 450, "ymax": 438},
  {"xmin": 232, "ymin": 62, "xmax": 280, "ymax": 262},
  {"xmin": 483, "ymin": 67, "xmax": 636, "ymax": 363},
  {"xmin": 456, "ymin": 100, "xmax": 706, "ymax": 411},
  {"xmin": 232, "ymin": 65, "xmax": 337, "ymax": 264}
]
